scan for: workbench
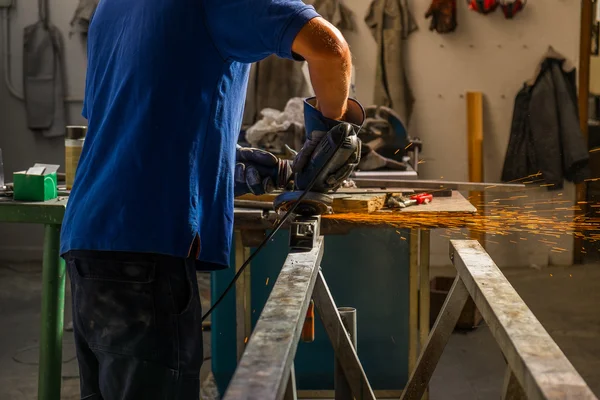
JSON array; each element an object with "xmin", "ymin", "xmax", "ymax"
[
  {"xmin": 0, "ymin": 197, "xmax": 67, "ymax": 400},
  {"xmin": 0, "ymin": 191, "xmax": 475, "ymax": 400},
  {"xmin": 213, "ymin": 191, "xmax": 476, "ymax": 398}
]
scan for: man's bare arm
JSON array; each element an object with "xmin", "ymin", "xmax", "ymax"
[{"xmin": 291, "ymin": 17, "xmax": 352, "ymax": 121}]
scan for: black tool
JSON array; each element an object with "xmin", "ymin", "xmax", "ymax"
[
  {"xmin": 273, "ymin": 123, "xmax": 361, "ymax": 217},
  {"xmin": 201, "ymin": 121, "xmax": 359, "ymax": 322},
  {"xmin": 202, "ymin": 99, "xmax": 365, "ymax": 322}
]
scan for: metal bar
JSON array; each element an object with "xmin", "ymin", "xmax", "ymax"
[
  {"xmin": 0, "ymin": 148, "xmax": 4, "ymax": 188},
  {"xmin": 0, "ymin": 199, "xmax": 66, "ymax": 225},
  {"xmin": 450, "ymin": 240, "xmax": 597, "ymax": 400},
  {"xmin": 418, "ymin": 229, "xmax": 431, "ymax": 351},
  {"xmin": 418, "ymin": 229, "xmax": 431, "ymax": 400},
  {"xmin": 400, "ymin": 277, "xmax": 470, "ymax": 400},
  {"xmin": 335, "ymin": 307, "xmax": 357, "ymax": 400},
  {"xmin": 353, "ymin": 178, "xmax": 526, "ymax": 192},
  {"xmin": 235, "ymin": 231, "xmax": 249, "ymax": 361},
  {"xmin": 284, "ymin": 365, "xmax": 298, "ymax": 400},
  {"xmin": 408, "ymin": 229, "xmax": 419, "ymax": 373},
  {"xmin": 352, "ymin": 169, "xmax": 418, "ymax": 180},
  {"xmin": 223, "ymin": 237, "xmax": 324, "ymax": 400},
  {"xmin": 38, "ymin": 224, "xmax": 66, "ymax": 400},
  {"xmin": 313, "ymin": 271, "xmax": 376, "ymax": 400},
  {"xmin": 502, "ymin": 366, "xmax": 526, "ymax": 400},
  {"xmin": 234, "ymin": 199, "xmax": 274, "ymax": 210}
]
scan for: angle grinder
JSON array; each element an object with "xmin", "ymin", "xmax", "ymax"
[
  {"xmin": 274, "ymin": 98, "xmax": 365, "ymax": 216},
  {"xmin": 202, "ymin": 98, "xmax": 364, "ymax": 321}
]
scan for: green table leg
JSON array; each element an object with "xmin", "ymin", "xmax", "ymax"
[{"xmin": 38, "ymin": 224, "xmax": 66, "ymax": 400}]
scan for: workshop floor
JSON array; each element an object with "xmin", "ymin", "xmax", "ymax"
[{"xmin": 0, "ymin": 262, "xmax": 599, "ymax": 400}]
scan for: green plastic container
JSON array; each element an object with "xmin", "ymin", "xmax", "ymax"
[{"xmin": 13, "ymin": 171, "xmax": 58, "ymax": 202}]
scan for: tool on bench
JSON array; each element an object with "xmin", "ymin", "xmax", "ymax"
[
  {"xmin": 412, "ymin": 192, "xmax": 433, "ymax": 204},
  {"xmin": 387, "ymin": 192, "xmax": 433, "ymax": 209},
  {"xmin": 357, "ymin": 105, "xmax": 423, "ymax": 172}
]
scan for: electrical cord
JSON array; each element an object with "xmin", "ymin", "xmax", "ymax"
[{"xmin": 201, "ymin": 130, "xmax": 348, "ymax": 322}]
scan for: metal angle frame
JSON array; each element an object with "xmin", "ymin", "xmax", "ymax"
[
  {"xmin": 450, "ymin": 240, "xmax": 597, "ymax": 400},
  {"xmin": 400, "ymin": 240, "xmax": 597, "ymax": 400},
  {"xmin": 223, "ymin": 237, "xmax": 324, "ymax": 400},
  {"xmin": 313, "ymin": 270, "xmax": 377, "ymax": 400},
  {"xmin": 223, "ymin": 236, "xmax": 377, "ymax": 400}
]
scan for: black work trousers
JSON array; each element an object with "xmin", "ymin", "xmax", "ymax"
[{"xmin": 65, "ymin": 250, "xmax": 203, "ymax": 400}]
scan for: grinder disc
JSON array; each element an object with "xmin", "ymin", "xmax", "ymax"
[{"xmin": 273, "ymin": 191, "xmax": 333, "ymax": 216}]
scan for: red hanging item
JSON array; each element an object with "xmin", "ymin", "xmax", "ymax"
[
  {"xmin": 499, "ymin": 0, "xmax": 526, "ymax": 19},
  {"xmin": 425, "ymin": 0, "xmax": 458, "ymax": 34},
  {"xmin": 467, "ymin": 0, "xmax": 498, "ymax": 14}
]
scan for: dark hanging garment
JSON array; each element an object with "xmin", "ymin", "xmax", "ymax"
[
  {"xmin": 501, "ymin": 47, "xmax": 590, "ymax": 190},
  {"xmin": 501, "ymin": 85, "xmax": 536, "ymax": 183},
  {"xmin": 365, "ymin": 0, "xmax": 418, "ymax": 125},
  {"xmin": 70, "ymin": 0, "xmax": 100, "ymax": 37},
  {"xmin": 23, "ymin": 1, "xmax": 66, "ymax": 137}
]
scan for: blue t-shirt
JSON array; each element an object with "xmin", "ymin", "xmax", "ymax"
[{"xmin": 60, "ymin": 0, "xmax": 320, "ymax": 269}]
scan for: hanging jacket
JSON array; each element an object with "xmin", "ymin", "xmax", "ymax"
[
  {"xmin": 365, "ymin": 0, "xmax": 417, "ymax": 125},
  {"xmin": 502, "ymin": 46, "xmax": 590, "ymax": 190},
  {"xmin": 312, "ymin": 0, "xmax": 356, "ymax": 31}
]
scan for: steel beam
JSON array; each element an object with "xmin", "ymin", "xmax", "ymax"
[
  {"xmin": 334, "ymin": 307, "xmax": 357, "ymax": 400},
  {"xmin": 223, "ymin": 237, "xmax": 324, "ymax": 400},
  {"xmin": 313, "ymin": 271, "xmax": 377, "ymax": 400},
  {"xmin": 353, "ymin": 178, "xmax": 526, "ymax": 192},
  {"xmin": 503, "ymin": 366, "xmax": 526, "ymax": 400},
  {"xmin": 400, "ymin": 277, "xmax": 470, "ymax": 400},
  {"xmin": 450, "ymin": 240, "xmax": 597, "ymax": 400}
]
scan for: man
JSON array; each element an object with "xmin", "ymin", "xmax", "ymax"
[{"xmin": 61, "ymin": 0, "xmax": 354, "ymax": 398}]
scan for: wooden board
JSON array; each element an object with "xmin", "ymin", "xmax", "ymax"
[{"xmin": 237, "ymin": 192, "xmax": 387, "ymax": 214}]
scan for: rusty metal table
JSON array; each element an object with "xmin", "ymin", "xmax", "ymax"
[
  {"xmin": 223, "ymin": 191, "xmax": 477, "ymax": 398},
  {"xmin": 0, "ymin": 192, "xmax": 476, "ymax": 400}
]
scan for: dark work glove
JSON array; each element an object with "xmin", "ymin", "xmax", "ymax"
[
  {"xmin": 425, "ymin": 0, "xmax": 457, "ymax": 34},
  {"xmin": 234, "ymin": 146, "xmax": 292, "ymax": 197},
  {"xmin": 292, "ymin": 97, "xmax": 365, "ymax": 173}
]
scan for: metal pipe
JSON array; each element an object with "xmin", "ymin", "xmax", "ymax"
[
  {"xmin": 38, "ymin": 224, "xmax": 66, "ymax": 400},
  {"xmin": 353, "ymin": 178, "xmax": 527, "ymax": 192},
  {"xmin": 2, "ymin": 9, "xmax": 23, "ymax": 100},
  {"xmin": 233, "ymin": 199, "xmax": 274, "ymax": 210},
  {"xmin": 335, "ymin": 307, "xmax": 357, "ymax": 400}
]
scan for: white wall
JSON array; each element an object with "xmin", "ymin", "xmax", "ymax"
[
  {"xmin": 342, "ymin": 0, "xmax": 581, "ymax": 267},
  {"xmin": 0, "ymin": 0, "xmax": 584, "ymax": 266},
  {"xmin": 0, "ymin": 0, "xmax": 86, "ymax": 260}
]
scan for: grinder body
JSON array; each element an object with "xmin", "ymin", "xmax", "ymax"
[
  {"xmin": 274, "ymin": 97, "xmax": 365, "ymax": 216},
  {"xmin": 274, "ymin": 122, "xmax": 361, "ymax": 216},
  {"xmin": 295, "ymin": 122, "xmax": 361, "ymax": 193}
]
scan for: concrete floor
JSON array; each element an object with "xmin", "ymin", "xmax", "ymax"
[{"xmin": 0, "ymin": 261, "xmax": 599, "ymax": 399}]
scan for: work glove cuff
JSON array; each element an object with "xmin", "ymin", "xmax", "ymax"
[{"xmin": 303, "ymin": 97, "xmax": 365, "ymax": 140}]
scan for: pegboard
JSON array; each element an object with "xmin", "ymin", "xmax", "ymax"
[
  {"xmin": 342, "ymin": 0, "xmax": 582, "ymax": 267},
  {"xmin": 344, "ymin": 0, "xmax": 581, "ymax": 182}
]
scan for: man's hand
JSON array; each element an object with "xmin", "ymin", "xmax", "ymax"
[
  {"xmin": 291, "ymin": 17, "xmax": 352, "ymax": 121},
  {"xmin": 234, "ymin": 146, "xmax": 292, "ymax": 197}
]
